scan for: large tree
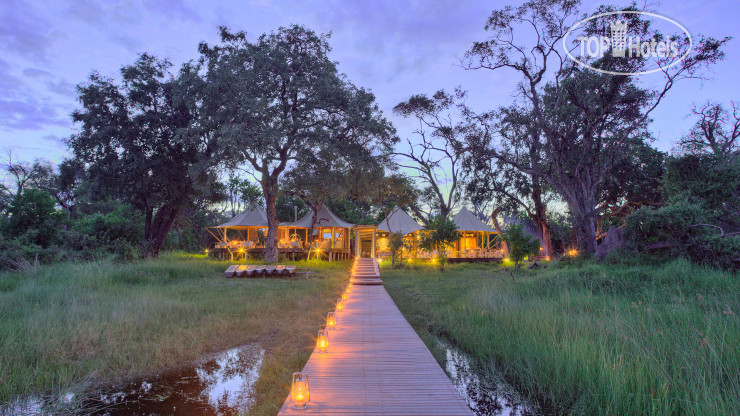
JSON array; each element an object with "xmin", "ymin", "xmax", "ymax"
[
  {"xmin": 463, "ymin": 0, "xmax": 727, "ymax": 253},
  {"xmin": 464, "ymin": 105, "xmax": 557, "ymax": 256},
  {"xmin": 185, "ymin": 26, "xmax": 395, "ymax": 262},
  {"xmin": 393, "ymin": 90, "xmax": 466, "ymax": 222},
  {"xmin": 676, "ymin": 101, "xmax": 740, "ymax": 157},
  {"xmin": 69, "ymin": 54, "xmax": 220, "ymax": 257}
]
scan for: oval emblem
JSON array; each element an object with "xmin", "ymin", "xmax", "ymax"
[{"xmin": 562, "ymin": 11, "xmax": 693, "ymax": 76}]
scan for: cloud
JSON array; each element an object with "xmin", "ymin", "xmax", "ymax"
[
  {"xmin": 0, "ymin": 1, "xmax": 59, "ymax": 62},
  {"xmin": 22, "ymin": 68, "xmax": 53, "ymax": 78},
  {"xmin": 40, "ymin": 134, "xmax": 67, "ymax": 148},
  {"xmin": 0, "ymin": 98, "xmax": 70, "ymax": 131},
  {"xmin": 144, "ymin": 0, "xmax": 202, "ymax": 23}
]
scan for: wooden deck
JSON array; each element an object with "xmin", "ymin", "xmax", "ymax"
[{"xmin": 278, "ymin": 259, "xmax": 473, "ymax": 415}]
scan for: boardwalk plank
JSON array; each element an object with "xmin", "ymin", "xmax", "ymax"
[{"xmin": 279, "ymin": 259, "xmax": 473, "ymax": 416}]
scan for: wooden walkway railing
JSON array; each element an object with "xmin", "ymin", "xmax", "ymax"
[{"xmin": 278, "ymin": 259, "xmax": 473, "ymax": 415}]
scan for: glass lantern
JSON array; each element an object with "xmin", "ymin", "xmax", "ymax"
[
  {"xmin": 290, "ymin": 372, "xmax": 310, "ymax": 409},
  {"xmin": 327, "ymin": 311, "xmax": 337, "ymax": 329},
  {"xmin": 316, "ymin": 329, "xmax": 329, "ymax": 353}
]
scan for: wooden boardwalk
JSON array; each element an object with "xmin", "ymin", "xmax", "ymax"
[{"xmin": 278, "ymin": 260, "xmax": 473, "ymax": 415}]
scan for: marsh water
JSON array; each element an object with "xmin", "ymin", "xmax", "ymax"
[
  {"xmin": 82, "ymin": 344, "xmax": 264, "ymax": 415},
  {"xmin": 439, "ymin": 339, "xmax": 540, "ymax": 416},
  {"xmin": 5, "ymin": 341, "xmax": 542, "ymax": 416}
]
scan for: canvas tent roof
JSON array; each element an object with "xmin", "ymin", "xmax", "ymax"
[
  {"xmin": 452, "ymin": 207, "xmax": 497, "ymax": 232},
  {"xmin": 377, "ymin": 206, "xmax": 424, "ymax": 235},
  {"xmin": 213, "ymin": 205, "xmax": 269, "ymax": 228},
  {"xmin": 283, "ymin": 204, "xmax": 354, "ymax": 229}
]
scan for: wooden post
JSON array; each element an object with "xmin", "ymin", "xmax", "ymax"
[
  {"xmin": 371, "ymin": 227, "xmax": 376, "ymax": 258},
  {"xmin": 354, "ymin": 226, "xmax": 359, "ymax": 258}
]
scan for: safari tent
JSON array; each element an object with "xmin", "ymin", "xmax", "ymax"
[
  {"xmin": 376, "ymin": 206, "xmax": 425, "ymax": 258},
  {"xmin": 450, "ymin": 207, "xmax": 499, "ymax": 258},
  {"xmin": 282, "ymin": 204, "xmax": 355, "ymax": 260}
]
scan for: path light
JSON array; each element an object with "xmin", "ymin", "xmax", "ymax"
[
  {"xmin": 290, "ymin": 372, "xmax": 310, "ymax": 409},
  {"xmin": 567, "ymin": 249, "xmax": 578, "ymax": 257},
  {"xmin": 336, "ymin": 298, "xmax": 344, "ymax": 311},
  {"xmin": 341, "ymin": 291, "xmax": 348, "ymax": 300},
  {"xmin": 327, "ymin": 311, "xmax": 337, "ymax": 330},
  {"xmin": 316, "ymin": 329, "xmax": 329, "ymax": 353}
]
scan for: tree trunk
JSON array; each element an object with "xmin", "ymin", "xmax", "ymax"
[
  {"xmin": 531, "ymin": 181, "xmax": 553, "ymax": 257},
  {"xmin": 264, "ymin": 189, "xmax": 279, "ymax": 263},
  {"xmin": 490, "ymin": 207, "xmax": 509, "ymax": 257},
  {"xmin": 568, "ymin": 203, "xmax": 598, "ymax": 254},
  {"xmin": 146, "ymin": 204, "xmax": 179, "ymax": 257}
]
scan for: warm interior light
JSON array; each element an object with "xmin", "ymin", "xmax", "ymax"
[
  {"xmin": 336, "ymin": 298, "xmax": 344, "ymax": 311},
  {"xmin": 316, "ymin": 329, "xmax": 329, "ymax": 353},
  {"xmin": 290, "ymin": 372, "xmax": 310, "ymax": 408},
  {"xmin": 327, "ymin": 311, "xmax": 337, "ymax": 329}
]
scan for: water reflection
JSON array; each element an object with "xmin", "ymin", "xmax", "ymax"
[
  {"xmin": 440, "ymin": 340, "xmax": 538, "ymax": 416},
  {"xmin": 85, "ymin": 344, "xmax": 264, "ymax": 416}
]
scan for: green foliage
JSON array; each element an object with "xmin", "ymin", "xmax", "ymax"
[
  {"xmin": 4, "ymin": 189, "xmax": 66, "ymax": 248},
  {"xmin": 626, "ymin": 153, "xmax": 740, "ymax": 269},
  {"xmin": 389, "ymin": 231, "xmax": 411, "ymax": 268},
  {"xmin": 69, "ymin": 53, "xmax": 221, "ymax": 257},
  {"xmin": 502, "ymin": 223, "xmax": 540, "ymax": 269},
  {"xmin": 419, "ymin": 215, "xmax": 458, "ymax": 270}
]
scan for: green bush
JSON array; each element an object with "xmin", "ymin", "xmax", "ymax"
[
  {"xmin": 502, "ymin": 223, "xmax": 541, "ymax": 269},
  {"xmin": 626, "ymin": 199, "xmax": 740, "ymax": 269},
  {"xmin": 4, "ymin": 189, "xmax": 66, "ymax": 247}
]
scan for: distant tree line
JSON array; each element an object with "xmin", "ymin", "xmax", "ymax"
[{"xmin": 1, "ymin": 2, "xmax": 738, "ymax": 270}]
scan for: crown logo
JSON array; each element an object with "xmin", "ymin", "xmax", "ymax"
[{"xmin": 610, "ymin": 19, "xmax": 628, "ymax": 57}]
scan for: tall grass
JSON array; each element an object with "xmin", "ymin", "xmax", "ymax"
[
  {"xmin": 382, "ymin": 259, "xmax": 739, "ymax": 415},
  {"xmin": 0, "ymin": 253, "xmax": 349, "ymax": 415}
]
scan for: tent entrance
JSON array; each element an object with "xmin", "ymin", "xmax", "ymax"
[{"xmin": 354, "ymin": 225, "xmax": 377, "ymax": 258}]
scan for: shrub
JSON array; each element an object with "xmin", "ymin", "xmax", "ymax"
[
  {"xmin": 502, "ymin": 223, "xmax": 541, "ymax": 269},
  {"xmin": 3, "ymin": 189, "xmax": 66, "ymax": 247}
]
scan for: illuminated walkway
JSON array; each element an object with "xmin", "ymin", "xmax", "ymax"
[{"xmin": 278, "ymin": 261, "xmax": 472, "ymax": 415}]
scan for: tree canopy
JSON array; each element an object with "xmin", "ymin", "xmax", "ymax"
[{"xmin": 184, "ymin": 25, "xmax": 396, "ymax": 261}]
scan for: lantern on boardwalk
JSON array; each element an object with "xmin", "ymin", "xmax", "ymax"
[
  {"xmin": 290, "ymin": 372, "xmax": 310, "ymax": 408},
  {"xmin": 327, "ymin": 311, "xmax": 337, "ymax": 329},
  {"xmin": 336, "ymin": 298, "xmax": 344, "ymax": 311},
  {"xmin": 316, "ymin": 329, "xmax": 329, "ymax": 353},
  {"xmin": 341, "ymin": 291, "xmax": 348, "ymax": 300}
]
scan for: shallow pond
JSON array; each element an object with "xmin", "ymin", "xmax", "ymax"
[
  {"xmin": 82, "ymin": 344, "xmax": 264, "ymax": 415},
  {"xmin": 439, "ymin": 339, "xmax": 540, "ymax": 416}
]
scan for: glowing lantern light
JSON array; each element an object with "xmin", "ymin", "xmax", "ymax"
[
  {"xmin": 336, "ymin": 298, "xmax": 344, "ymax": 311},
  {"xmin": 290, "ymin": 372, "xmax": 310, "ymax": 408},
  {"xmin": 341, "ymin": 291, "xmax": 348, "ymax": 300},
  {"xmin": 567, "ymin": 249, "xmax": 578, "ymax": 257},
  {"xmin": 326, "ymin": 311, "xmax": 337, "ymax": 329},
  {"xmin": 316, "ymin": 329, "xmax": 329, "ymax": 353}
]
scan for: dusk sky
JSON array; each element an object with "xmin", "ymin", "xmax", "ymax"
[{"xmin": 1, "ymin": 0, "xmax": 738, "ymax": 166}]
